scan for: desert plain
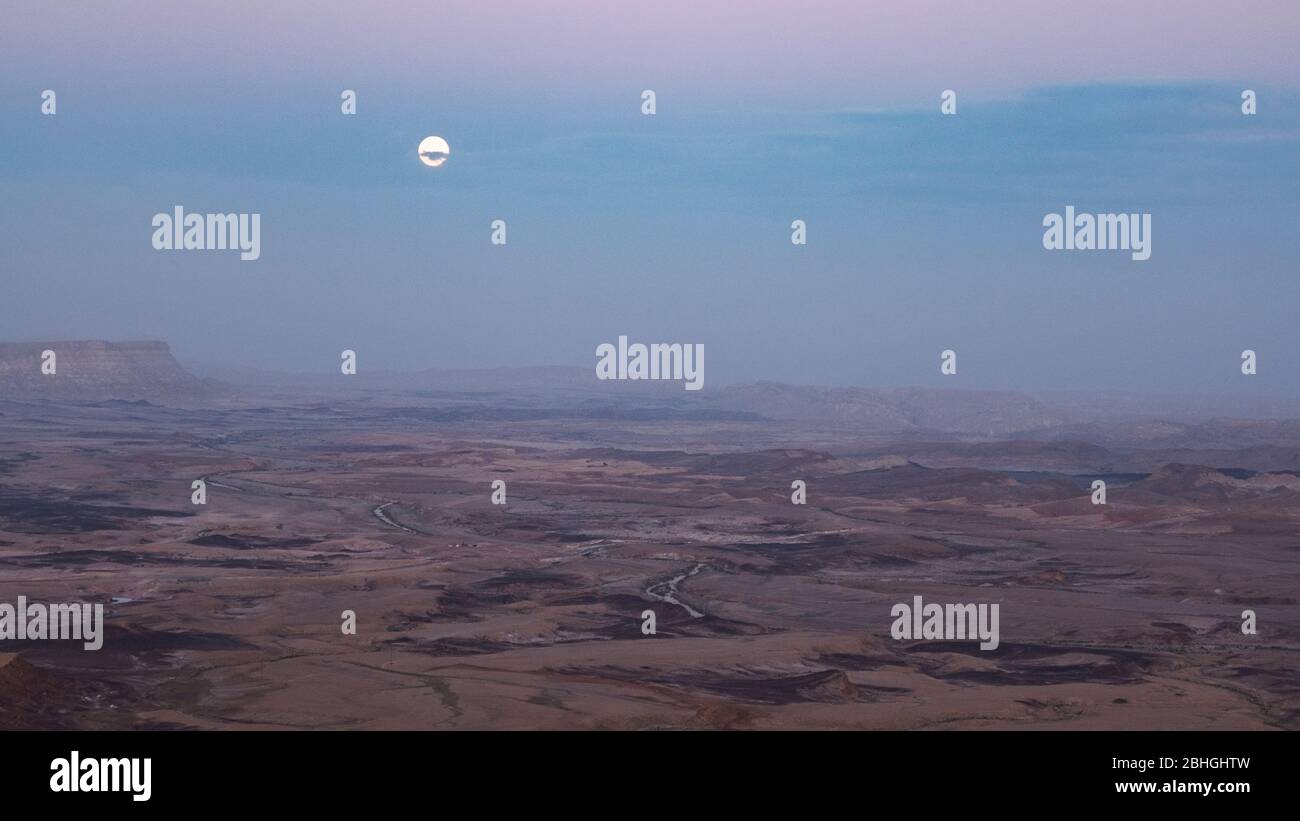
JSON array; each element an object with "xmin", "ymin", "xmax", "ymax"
[{"xmin": 0, "ymin": 343, "xmax": 1297, "ymax": 730}]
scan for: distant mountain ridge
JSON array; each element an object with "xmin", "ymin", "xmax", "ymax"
[
  {"xmin": 8, "ymin": 342, "xmax": 1300, "ymax": 444},
  {"xmin": 709, "ymin": 381, "xmax": 1070, "ymax": 436},
  {"xmin": 186, "ymin": 361, "xmax": 1071, "ymax": 433}
]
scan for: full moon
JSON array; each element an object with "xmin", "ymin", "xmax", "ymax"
[{"xmin": 418, "ymin": 135, "xmax": 451, "ymax": 168}]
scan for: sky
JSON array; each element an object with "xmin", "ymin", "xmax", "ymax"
[{"xmin": 2, "ymin": 1, "xmax": 1299, "ymax": 395}]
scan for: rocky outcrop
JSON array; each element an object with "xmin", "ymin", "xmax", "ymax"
[{"xmin": 0, "ymin": 340, "xmax": 218, "ymax": 401}]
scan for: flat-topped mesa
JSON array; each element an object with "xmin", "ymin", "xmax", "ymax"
[{"xmin": 0, "ymin": 340, "xmax": 218, "ymax": 401}]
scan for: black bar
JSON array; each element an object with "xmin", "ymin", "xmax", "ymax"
[{"xmin": 3, "ymin": 730, "xmax": 1282, "ymax": 808}]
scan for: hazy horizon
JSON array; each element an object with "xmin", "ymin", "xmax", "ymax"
[{"xmin": 5, "ymin": 2, "xmax": 1299, "ymax": 396}]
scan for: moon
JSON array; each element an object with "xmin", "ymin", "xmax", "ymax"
[{"xmin": 418, "ymin": 135, "xmax": 451, "ymax": 168}]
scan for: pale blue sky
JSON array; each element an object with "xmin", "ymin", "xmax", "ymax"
[{"xmin": 2, "ymin": 5, "xmax": 1298, "ymax": 395}]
